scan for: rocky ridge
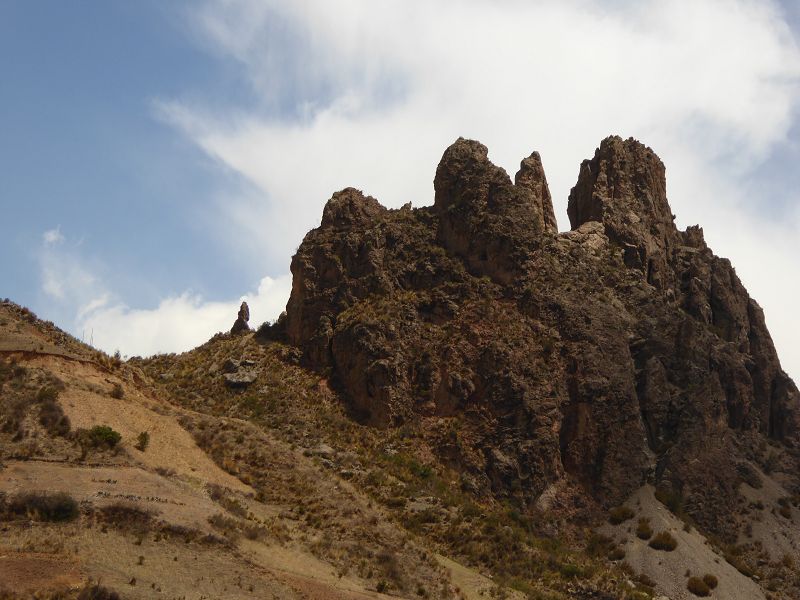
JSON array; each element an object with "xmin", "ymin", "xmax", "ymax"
[{"xmin": 278, "ymin": 135, "xmax": 800, "ymax": 540}]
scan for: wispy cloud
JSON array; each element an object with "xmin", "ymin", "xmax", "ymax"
[
  {"xmin": 160, "ymin": 0, "xmax": 800, "ymax": 380},
  {"xmin": 42, "ymin": 226, "xmax": 64, "ymax": 246}
]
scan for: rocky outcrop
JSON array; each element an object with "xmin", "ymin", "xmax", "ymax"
[
  {"xmin": 281, "ymin": 136, "xmax": 800, "ymax": 540},
  {"xmin": 231, "ymin": 301, "xmax": 250, "ymax": 335},
  {"xmin": 222, "ymin": 357, "xmax": 258, "ymax": 388},
  {"xmin": 433, "ymin": 138, "xmax": 557, "ymax": 284}
]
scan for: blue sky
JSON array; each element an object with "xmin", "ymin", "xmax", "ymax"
[
  {"xmin": 1, "ymin": 0, "xmax": 799, "ymax": 381},
  {"xmin": 1, "ymin": 2, "xmax": 261, "ymax": 308}
]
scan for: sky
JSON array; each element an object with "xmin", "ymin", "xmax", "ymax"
[{"xmin": 0, "ymin": 0, "xmax": 798, "ymax": 382}]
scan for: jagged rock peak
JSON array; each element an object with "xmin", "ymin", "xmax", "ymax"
[
  {"xmin": 431, "ymin": 138, "xmax": 558, "ymax": 284},
  {"xmin": 568, "ymin": 136, "xmax": 679, "ymax": 289},
  {"xmin": 321, "ymin": 187, "xmax": 387, "ymax": 228},
  {"xmin": 230, "ymin": 301, "xmax": 250, "ymax": 335},
  {"xmin": 433, "ymin": 137, "xmax": 557, "ymax": 233},
  {"xmin": 515, "ymin": 151, "xmax": 558, "ymax": 234},
  {"xmin": 433, "ymin": 138, "xmax": 511, "ymax": 212}
]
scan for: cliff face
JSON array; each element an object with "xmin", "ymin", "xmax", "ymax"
[{"xmin": 282, "ymin": 136, "xmax": 800, "ymax": 538}]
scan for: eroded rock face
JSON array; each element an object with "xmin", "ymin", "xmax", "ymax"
[{"xmin": 282, "ymin": 136, "xmax": 800, "ymax": 538}]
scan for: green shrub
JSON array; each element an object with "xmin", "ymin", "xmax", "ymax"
[
  {"xmin": 702, "ymin": 574, "xmax": 718, "ymax": 589},
  {"xmin": 7, "ymin": 492, "xmax": 79, "ymax": 522},
  {"xmin": 134, "ymin": 431, "xmax": 149, "ymax": 452},
  {"xmin": 608, "ymin": 505, "xmax": 635, "ymax": 525},
  {"xmin": 648, "ymin": 531, "xmax": 678, "ymax": 551},
  {"xmin": 77, "ymin": 425, "xmax": 122, "ymax": 451},
  {"xmin": 636, "ymin": 518, "xmax": 653, "ymax": 540},
  {"xmin": 110, "ymin": 383, "xmax": 124, "ymax": 399},
  {"xmin": 687, "ymin": 576, "xmax": 710, "ymax": 596},
  {"xmin": 89, "ymin": 425, "xmax": 121, "ymax": 447}
]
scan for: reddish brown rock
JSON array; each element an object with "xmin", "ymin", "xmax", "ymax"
[
  {"xmin": 230, "ymin": 301, "xmax": 250, "ymax": 335},
  {"xmin": 280, "ymin": 136, "xmax": 800, "ymax": 541}
]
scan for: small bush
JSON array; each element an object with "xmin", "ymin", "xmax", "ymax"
[
  {"xmin": 110, "ymin": 383, "xmax": 124, "ymax": 399},
  {"xmin": 702, "ymin": 574, "xmax": 718, "ymax": 589},
  {"xmin": 7, "ymin": 492, "xmax": 79, "ymax": 522},
  {"xmin": 648, "ymin": 531, "xmax": 678, "ymax": 551},
  {"xmin": 80, "ymin": 425, "xmax": 122, "ymax": 449},
  {"xmin": 637, "ymin": 573, "xmax": 656, "ymax": 588},
  {"xmin": 608, "ymin": 505, "xmax": 635, "ymax": 525},
  {"xmin": 559, "ymin": 563, "xmax": 583, "ymax": 578},
  {"xmin": 586, "ymin": 532, "xmax": 615, "ymax": 557},
  {"xmin": 135, "ymin": 431, "xmax": 149, "ymax": 452},
  {"xmin": 39, "ymin": 400, "xmax": 70, "ymax": 436},
  {"xmin": 384, "ymin": 496, "xmax": 406, "ymax": 509},
  {"xmin": 98, "ymin": 503, "xmax": 153, "ymax": 531},
  {"xmin": 687, "ymin": 576, "xmax": 710, "ymax": 596},
  {"xmin": 636, "ymin": 518, "xmax": 653, "ymax": 540},
  {"xmin": 35, "ymin": 386, "xmax": 60, "ymax": 403},
  {"xmin": 607, "ymin": 547, "xmax": 625, "ymax": 561},
  {"xmin": 78, "ymin": 583, "xmax": 121, "ymax": 600},
  {"xmin": 243, "ymin": 524, "xmax": 268, "ymax": 540}
]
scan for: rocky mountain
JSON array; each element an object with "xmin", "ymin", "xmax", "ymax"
[
  {"xmin": 280, "ymin": 135, "xmax": 799, "ymax": 531},
  {"xmin": 2, "ymin": 136, "xmax": 800, "ymax": 600}
]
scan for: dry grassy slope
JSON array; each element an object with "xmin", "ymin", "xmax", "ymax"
[
  {"xmin": 0, "ymin": 303, "xmax": 464, "ymax": 599},
  {"xmin": 134, "ymin": 330, "xmax": 658, "ymax": 600},
  {"xmin": 0, "ymin": 304, "xmax": 548, "ymax": 598},
  {"xmin": 5, "ymin": 298, "xmax": 798, "ymax": 599},
  {"xmin": 140, "ymin": 324, "xmax": 800, "ymax": 600}
]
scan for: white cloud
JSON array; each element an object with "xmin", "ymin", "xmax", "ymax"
[
  {"xmin": 36, "ymin": 229, "xmax": 291, "ymax": 357},
  {"xmin": 160, "ymin": 0, "xmax": 800, "ymax": 380},
  {"xmin": 79, "ymin": 275, "xmax": 291, "ymax": 357}
]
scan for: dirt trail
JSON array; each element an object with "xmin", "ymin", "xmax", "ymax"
[{"xmin": 0, "ymin": 552, "xmax": 82, "ymax": 593}]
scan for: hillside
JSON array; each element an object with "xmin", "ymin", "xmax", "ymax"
[{"xmin": 2, "ymin": 136, "xmax": 800, "ymax": 600}]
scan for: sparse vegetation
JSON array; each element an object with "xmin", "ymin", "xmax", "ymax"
[
  {"xmin": 687, "ymin": 576, "xmax": 710, "ymax": 596},
  {"xmin": 654, "ymin": 487, "xmax": 684, "ymax": 515},
  {"xmin": 78, "ymin": 583, "xmax": 121, "ymax": 600},
  {"xmin": 648, "ymin": 531, "xmax": 678, "ymax": 551},
  {"xmin": 608, "ymin": 505, "xmax": 635, "ymax": 525},
  {"xmin": 38, "ymin": 396, "xmax": 71, "ymax": 436},
  {"xmin": 134, "ymin": 431, "xmax": 150, "ymax": 451},
  {"xmin": 97, "ymin": 502, "xmax": 153, "ymax": 532},
  {"xmin": 79, "ymin": 425, "xmax": 122, "ymax": 449},
  {"xmin": 4, "ymin": 491, "xmax": 79, "ymax": 522},
  {"xmin": 110, "ymin": 382, "xmax": 124, "ymax": 399},
  {"xmin": 702, "ymin": 574, "xmax": 718, "ymax": 589},
  {"xmin": 635, "ymin": 518, "xmax": 652, "ymax": 540}
]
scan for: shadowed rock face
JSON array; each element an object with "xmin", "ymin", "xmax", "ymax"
[{"xmin": 283, "ymin": 136, "xmax": 800, "ymax": 539}]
